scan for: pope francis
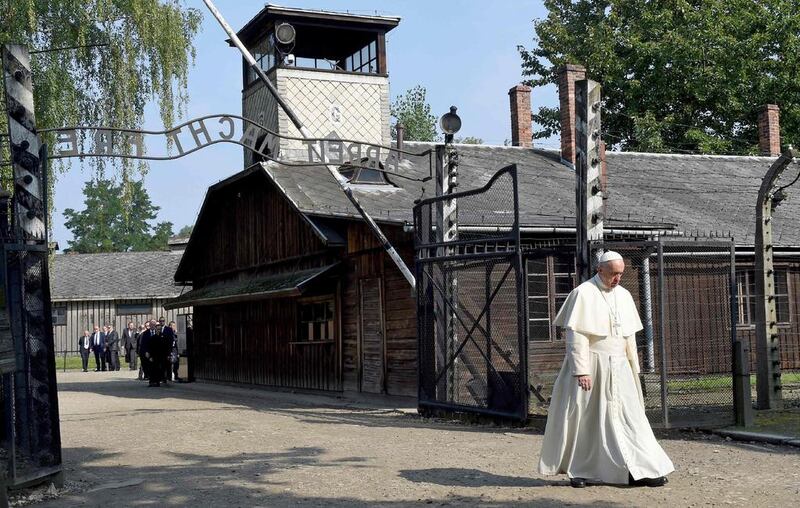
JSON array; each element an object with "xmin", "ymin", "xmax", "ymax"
[{"xmin": 538, "ymin": 251, "xmax": 674, "ymax": 488}]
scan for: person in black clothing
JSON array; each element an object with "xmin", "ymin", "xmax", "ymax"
[
  {"xmin": 161, "ymin": 320, "xmax": 176, "ymax": 383},
  {"xmin": 122, "ymin": 321, "xmax": 137, "ymax": 371},
  {"xmin": 105, "ymin": 323, "xmax": 121, "ymax": 371},
  {"xmin": 167, "ymin": 321, "xmax": 180, "ymax": 382},
  {"xmin": 78, "ymin": 330, "xmax": 91, "ymax": 372},
  {"xmin": 140, "ymin": 319, "xmax": 166, "ymax": 387},
  {"xmin": 136, "ymin": 323, "xmax": 147, "ymax": 380},
  {"xmin": 90, "ymin": 324, "xmax": 105, "ymax": 371}
]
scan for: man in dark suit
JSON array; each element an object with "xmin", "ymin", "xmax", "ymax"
[
  {"xmin": 122, "ymin": 321, "xmax": 137, "ymax": 371},
  {"xmin": 161, "ymin": 320, "xmax": 176, "ymax": 383},
  {"xmin": 90, "ymin": 324, "xmax": 105, "ymax": 371},
  {"xmin": 136, "ymin": 322, "xmax": 147, "ymax": 380},
  {"xmin": 78, "ymin": 330, "xmax": 91, "ymax": 372},
  {"xmin": 105, "ymin": 323, "xmax": 121, "ymax": 371},
  {"xmin": 139, "ymin": 320, "xmax": 164, "ymax": 386}
]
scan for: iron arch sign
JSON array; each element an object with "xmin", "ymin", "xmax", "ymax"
[{"xmin": 41, "ymin": 114, "xmax": 431, "ymax": 182}]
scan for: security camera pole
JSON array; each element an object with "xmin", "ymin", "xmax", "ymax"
[{"xmin": 203, "ymin": 0, "xmax": 416, "ymax": 288}]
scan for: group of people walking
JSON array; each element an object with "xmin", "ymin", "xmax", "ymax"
[{"xmin": 78, "ymin": 317, "xmax": 181, "ymax": 386}]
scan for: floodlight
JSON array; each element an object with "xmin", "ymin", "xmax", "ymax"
[{"xmin": 275, "ymin": 23, "xmax": 296, "ymax": 47}]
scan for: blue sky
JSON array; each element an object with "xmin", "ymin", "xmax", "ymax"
[{"xmin": 51, "ymin": 0, "xmax": 555, "ymax": 249}]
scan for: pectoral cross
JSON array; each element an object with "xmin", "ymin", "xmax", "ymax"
[{"xmin": 611, "ymin": 309, "xmax": 622, "ymax": 337}]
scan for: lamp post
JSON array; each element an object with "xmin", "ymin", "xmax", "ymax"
[
  {"xmin": 436, "ymin": 106, "xmax": 461, "ymax": 402},
  {"xmin": 440, "ymin": 106, "xmax": 461, "ymax": 199}
]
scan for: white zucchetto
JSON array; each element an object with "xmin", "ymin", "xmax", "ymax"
[{"xmin": 598, "ymin": 250, "xmax": 623, "ymax": 263}]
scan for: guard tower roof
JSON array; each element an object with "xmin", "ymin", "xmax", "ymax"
[{"xmin": 236, "ymin": 4, "xmax": 401, "ymax": 47}]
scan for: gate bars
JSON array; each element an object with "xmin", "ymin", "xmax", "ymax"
[
  {"xmin": 414, "ymin": 165, "xmax": 529, "ymax": 421},
  {"xmin": 589, "ymin": 238, "xmax": 742, "ymax": 428}
]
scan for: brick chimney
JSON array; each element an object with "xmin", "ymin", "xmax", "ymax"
[
  {"xmin": 508, "ymin": 85, "xmax": 532, "ymax": 148},
  {"xmin": 758, "ymin": 104, "xmax": 781, "ymax": 156},
  {"xmin": 557, "ymin": 64, "xmax": 586, "ymax": 165}
]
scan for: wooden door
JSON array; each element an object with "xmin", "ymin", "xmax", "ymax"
[{"xmin": 359, "ymin": 278, "xmax": 385, "ymax": 393}]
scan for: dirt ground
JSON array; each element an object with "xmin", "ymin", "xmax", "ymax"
[{"xmin": 17, "ymin": 371, "xmax": 800, "ymax": 507}]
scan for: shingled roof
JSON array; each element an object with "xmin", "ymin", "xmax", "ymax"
[
  {"xmin": 603, "ymin": 151, "xmax": 800, "ymax": 245},
  {"xmin": 51, "ymin": 250, "xmax": 187, "ymax": 301},
  {"xmin": 259, "ymin": 141, "xmax": 800, "ymax": 247},
  {"xmin": 264, "ymin": 144, "xmax": 597, "ymax": 229}
]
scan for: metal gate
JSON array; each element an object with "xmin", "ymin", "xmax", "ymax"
[
  {"xmin": 414, "ymin": 165, "xmax": 528, "ymax": 420},
  {"xmin": 591, "ymin": 239, "xmax": 738, "ymax": 428},
  {"xmin": 527, "ymin": 238, "xmax": 739, "ymax": 428}
]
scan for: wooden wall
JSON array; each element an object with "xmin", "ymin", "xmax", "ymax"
[
  {"xmin": 192, "ymin": 297, "xmax": 339, "ymax": 391},
  {"xmin": 182, "ymin": 172, "xmax": 419, "ymax": 396},
  {"xmin": 51, "ymin": 298, "xmax": 192, "ymax": 355},
  {"xmin": 181, "ymin": 172, "xmax": 326, "ymax": 283},
  {"xmin": 739, "ymin": 261, "xmax": 800, "ymax": 372},
  {"xmin": 341, "ymin": 222, "xmax": 417, "ymax": 396}
]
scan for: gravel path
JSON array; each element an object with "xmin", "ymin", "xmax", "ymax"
[{"xmin": 23, "ymin": 371, "xmax": 800, "ymax": 507}]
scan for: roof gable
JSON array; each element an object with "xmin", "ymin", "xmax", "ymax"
[{"xmin": 175, "ymin": 166, "xmax": 331, "ymax": 282}]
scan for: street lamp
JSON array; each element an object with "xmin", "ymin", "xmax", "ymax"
[
  {"xmin": 439, "ymin": 106, "xmax": 461, "ymax": 194},
  {"xmin": 440, "ymin": 106, "xmax": 462, "ymax": 144}
]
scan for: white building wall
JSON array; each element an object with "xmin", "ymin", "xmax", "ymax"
[{"xmin": 242, "ymin": 67, "xmax": 391, "ymax": 164}]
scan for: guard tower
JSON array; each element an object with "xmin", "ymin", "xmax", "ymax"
[{"xmin": 236, "ymin": 4, "xmax": 400, "ymax": 165}]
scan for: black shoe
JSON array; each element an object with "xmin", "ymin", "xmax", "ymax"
[
  {"xmin": 570, "ymin": 477, "xmax": 587, "ymax": 488},
  {"xmin": 629, "ymin": 474, "xmax": 668, "ymax": 487}
]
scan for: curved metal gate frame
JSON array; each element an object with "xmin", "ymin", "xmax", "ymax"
[{"xmin": 414, "ymin": 165, "xmax": 528, "ymax": 421}]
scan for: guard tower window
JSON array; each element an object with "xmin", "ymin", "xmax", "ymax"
[
  {"xmin": 244, "ymin": 24, "xmax": 384, "ymax": 86},
  {"xmin": 245, "ymin": 36, "xmax": 276, "ymax": 85},
  {"xmin": 342, "ymin": 40, "xmax": 378, "ymax": 73}
]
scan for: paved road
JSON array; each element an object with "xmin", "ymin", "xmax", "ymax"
[{"xmin": 24, "ymin": 371, "xmax": 800, "ymax": 507}]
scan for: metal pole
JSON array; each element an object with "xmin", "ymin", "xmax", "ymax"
[
  {"xmin": 574, "ymin": 79, "xmax": 603, "ymax": 283},
  {"xmin": 639, "ymin": 257, "xmax": 655, "ymax": 372},
  {"xmin": 730, "ymin": 241, "xmax": 752, "ymax": 426},
  {"xmin": 433, "ymin": 146, "xmax": 448, "ymax": 402},
  {"xmin": 657, "ymin": 238, "xmax": 669, "ymax": 428},
  {"xmin": 444, "ymin": 135, "xmax": 458, "ymax": 403},
  {"xmin": 202, "ymin": 0, "xmax": 416, "ymax": 288},
  {"xmin": 754, "ymin": 147, "xmax": 796, "ymax": 409},
  {"xmin": 3, "ymin": 43, "xmax": 63, "ymax": 483}
]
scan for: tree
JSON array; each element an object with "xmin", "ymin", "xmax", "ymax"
[
  {"xmin": 519, "ymin": 0, "xmax": 800, "ymax": 154},
  {"xmin": 176, "ymin": 224, "xmax": 194, "ymax": 237},
  {"xmin": 455, "ymin": 136, "xmax": 483, "ymax": 144},
  {"xmin": 63, "ymin": 179, "xmax": 173, "ymax": 253},
  {"xmin": 1, "ymin": 0, "xmax": 202, "ymax": 178},
  {"xmin": 390, "ymin": 85, "xmax": 438, "ymax": 142}
]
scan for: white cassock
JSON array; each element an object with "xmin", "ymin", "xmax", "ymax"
[{"xmin": 538, "ymin": 274, "xmax": 674, "ymax": 484}]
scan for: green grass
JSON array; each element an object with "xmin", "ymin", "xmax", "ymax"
[
  {"xmin": 54, "ymin": 354, "xmax": 90, "ymax": 371},
  {"xmin": 667, "ymin": 372, "xmax": 800, "ymax": 392}
]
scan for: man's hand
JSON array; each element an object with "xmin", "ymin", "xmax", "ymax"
[{"xmin": 575, "ymin": 375, "xmax": 592, "ymax": 391}]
